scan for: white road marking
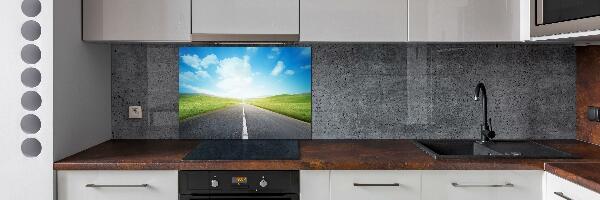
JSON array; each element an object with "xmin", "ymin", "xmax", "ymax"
[{"xmin": 242, "ymin": 104, "xmax": 248, "ymax": 139}]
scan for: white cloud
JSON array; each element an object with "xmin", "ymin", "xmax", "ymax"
[
  {"xmin": 246, "ymin": 47, "xmax": 258, "ymax": 53},
  {"xmin": 181, "ymin": 54, "xmax": 202, "ymax": 69},
  {"xmin": 200, "ymin": 54, "xmax": 219, "ymax": 68},
  {"xmin": 196, "ymin": 70, "xmax": 211, "ymax": 78},
  {"xmin": 215, "ymin": 56, "xmax": 253, "ymax": 95},
  {"xmin": 180, "ymin": 70, "xmax": 210, "ymax": 82},
  {"xmin": 267, "ymin": 47, "xmax": 281, "ymax": 59},
  {"xmin": 300, "ymin": 65, "xmax": 311, "ymax": 70},
  {"xmin": 284, "ymin": 69, "xmax": 295, "ymax": 76},
  {"xmin": 180, "ymin": 54, "xmax": 219, "ymax": 69},
  {"xmin": 271, "ymin": 61, "xmax": 285, "ymax": 76}
]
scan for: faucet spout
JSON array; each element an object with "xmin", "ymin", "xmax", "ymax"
[{"xmin": 474, "ymin": 83, "xmax": 495, "ymax": 143}]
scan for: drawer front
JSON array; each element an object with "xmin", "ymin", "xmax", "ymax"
[
  {"xmin": 330, "ymin": 170, "xmax": 421, "ymax": 200},
  {"xmin": 422, "ymin": 170, "xmax": 543, "ymax": 200},
  {"xmin": 546, "ymin": 173, "xmax": 600, "ymax": 200},
  {"xmin": 57, "ymin": 170, "xmax": 178, "ymax": 200}
]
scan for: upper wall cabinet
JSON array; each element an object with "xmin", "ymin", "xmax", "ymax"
[
  {"xmin": 300, "ymin": 0, "xmax": 408, "ymax": 42},
  {"xmin": 191, "ymin": 0, "xmax": 300, "ymax": 42},
  {"xmin": 82, "ymin": 0, "xmax": 191, "ymax": 42},
  {"xmin": 409, "ymin": 0, "xmax": 530, "ymax": 42}
]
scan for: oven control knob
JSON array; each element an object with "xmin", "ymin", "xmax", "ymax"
[
  {"xmin": 210, "ymin": 179, "xmax": 219, "ymax": 188},
  {"xmin": 259, "ymin": 179, "xmax": 268, "ymax": 188}
]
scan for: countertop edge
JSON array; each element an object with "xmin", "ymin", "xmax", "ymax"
[{"xmin": 545, "ymin": 162, "xmax": 600, "ymax": 194}]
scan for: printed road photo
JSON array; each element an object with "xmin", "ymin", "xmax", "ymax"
[{"xmin": 178, "ymin": 47, "xmax": 312, "ymax": 139}]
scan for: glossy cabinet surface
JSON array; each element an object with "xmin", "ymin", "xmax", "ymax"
[
  {"xmin": 192, "ymin": 0, "xmax": 299, "ymax": 36},
  {"xmin": 300, "ymin": 0, "xmax": 408, "ymax": 42},
  {"xmin": 82, "ymin": 0, "xmax": 191, "ymax": 42},
  {"xmin": 421, "ymin": 170, "xmax": 543, "ymax": 200},
  {"xmin": 330, "ymin": 170, "xmax": 421, "ymax": 200},
  {"xmin": 545, "ymin": 172, "xmax": 600, "ymax": 200},
  {"xmin": 409, "ymin": 0, "xmax": 529, "ymax": 42},
  {"xmin": 300, "ymin": 170, "xmax": 330, "ymax": 200},
  {"xmin": 57, "ymin": 170, "xmax": 178, "ymax": 200}
]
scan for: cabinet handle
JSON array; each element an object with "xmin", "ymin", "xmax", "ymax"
[
  {"xmin": 353, "ymin": 183, "xmax": 400, "ymax": 187},
  {"xmin": 85, "ymin": 184, "xmax": 149, "ymax": 188},
  {"xmin": 451, "ymin": 182, "xmax": 514, "ymax": 188},
  {"xmin": 553, "ymin": 192, "xmax": 573, "ymax": 200}
]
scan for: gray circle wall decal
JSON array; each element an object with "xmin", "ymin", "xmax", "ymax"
[
  {"xmin": 21, "ymin": 20, "xmax": 41, "ymax": 41},
  {"xmin": 21, "ymin": 91, "xmax": 42, "ymax": 111},
  {"xmin": 21, "ymin": 138, "xmax": 42, "ymax": 157},
  {"xmin": 21, "ymin": 68, "xmax": 41, "ymax": 88},
  {"xmin": 21, "ymin": 114, "xmax": 41, "ymax": 134},
  {"xmin": 21, "ymin": 44, "xmax": 41, "ymax": 64},
  {"xmin": 21, "ymin": 0, "xmax": 41, "ymax": 17}
]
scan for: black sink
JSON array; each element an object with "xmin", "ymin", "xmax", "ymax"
[{"xmin": 413, "ymin": 140, "xmax": 577, "ymax": 160}]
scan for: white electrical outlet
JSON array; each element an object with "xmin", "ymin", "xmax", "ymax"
[{"xmin": 128, "ymin": 106, "xmax": 143, "ymax": 119}]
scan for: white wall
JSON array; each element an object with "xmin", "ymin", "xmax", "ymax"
[
  {"xmin": 0, "ymin": 0, "xmax": 54, "ymax": 199},
  {"xmin": 53, "ymin": 0, "xmax": 111, "ymax": 161}
]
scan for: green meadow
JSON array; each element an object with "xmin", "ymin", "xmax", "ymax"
[
  {"xmin": 179, "ymin": 94, "xmax": 241, "ymax": 121},
  {"xmin": 248, "ymin": 93, "xmax": 312, "ymax": 123}
]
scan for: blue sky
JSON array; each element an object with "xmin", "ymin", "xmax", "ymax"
[{"xmin": 179, "ymin": 47, "xmax": 311, "ymax": 99}]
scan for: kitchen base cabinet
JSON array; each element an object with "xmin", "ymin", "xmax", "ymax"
[
  {"xmin": 57, "ymin": 170, "xmax": 178, "ymax": 200},
  {"xmin": 545, "ymin": 172, "xmax": 600, "ymax": 200},
  {"xmin": 330, "ymin": 170, "xmax": 421, "ymax": 200},
  {"xmin": 421, "ymin": 170, "xmax": 543, "ymax": 200},
  {"xmin": 300, "ymin": 171, "xmax": 330, "ymax": 200}
]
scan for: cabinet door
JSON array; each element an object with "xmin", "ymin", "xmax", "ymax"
[
  {"xmin": 409, "ymin": 0, "xmax": 529, "ymax": 42},
  {"xmin": 422, "ymin": 170, "xmax": 543, "ymax": 200},
  {"xmin": 546, "ymin": 172, "xmax": 600, "ymax": 200},
  {"xmin": 330, "ymin": 170, "xmax": 420, "ymax": 200},
  {"xmin": 57, "ymin": 170, "xmax": 178, "ymax": 200},
  {"xmin": 82, "ymin": 0, "xmax": 191, "ymax": 41},
  {"xmin": 300, "ymin": 171, "xmax": 330, "ymax": 200},
  {"xmin": 300, "ymin": 0, "xmax": 408, "ymax": 42},
  {"xmin": 191, "ymin": 0, "xmax": 299, "ymax": 41}
]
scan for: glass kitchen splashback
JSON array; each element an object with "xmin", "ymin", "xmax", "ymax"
[{"xmin": 178, "ymin": 47, "xmax": 312, "ymax": 139}]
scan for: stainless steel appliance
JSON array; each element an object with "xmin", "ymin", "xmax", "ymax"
[
  {"xmin": 533, "ymin": 0, "xmax": 600, "ymax": 37},
  {"xmin": 179, "ymin": 171, "xmax": 299, "ymax": 200}
]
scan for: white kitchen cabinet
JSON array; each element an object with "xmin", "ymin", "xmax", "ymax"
[
  {"xmin": 409, "ymin": 0, "xmax": 529, "ymax": 42},
  {"xmin": 545, "ymin": 172, "xmax": 600, "ymax": 200},
  {"xmin": 300, "ymin": 171, "xmax": 331, "ymax": 200},
  {"xmin": 82, "ymin": 0, "xmax": 191, "ymax": 42},
  {"xmin": 421, "ymin": 170, "xmax": 543, "ymax": 200},
  {"xmin": 191, "ymin": 0, "xmax": 299, "ymax": 41},
  {"xmin": 300, "ymin": 0, "xmax": 408, "ymax": 42},
  {"xmin": 330, "ymin": 170, "xmax": 421, "ymax": 200},
  {"xmin": 57, "ymin": 170, "xmax": 178, "ymax": 200}
]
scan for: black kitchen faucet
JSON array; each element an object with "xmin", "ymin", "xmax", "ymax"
[{"xmin": 474, "ymin": 82, "xmax": 495, "ymax": 143}]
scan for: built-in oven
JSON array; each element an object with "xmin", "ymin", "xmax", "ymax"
[
  {"xmin": 532, "ymin": 0, "xmax": 600, "ymax": 37},
  {"xmin": 179, "ymin": 171, "xmax": 299, "ymax": 200}
]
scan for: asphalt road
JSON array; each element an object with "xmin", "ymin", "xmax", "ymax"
[{"xmin": 179, "ymin": 104, "xmax": 311, "ymax": 139}]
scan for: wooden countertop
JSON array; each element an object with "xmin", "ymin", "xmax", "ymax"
[
  {"xmin": 54, "ymin": 139, "xmax": 600, "ymax": 194},
  {"xmin": 545, "ymin": 162, "xmax": 600, "ymax": 194},
  {"xmin": 54, "ymin": 139, "xmax": 600, "ymax": 170}
]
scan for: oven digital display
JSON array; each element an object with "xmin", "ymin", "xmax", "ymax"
[{"xmin": 232, "ymin": 176, "xmax": 248, "ymax": 185}]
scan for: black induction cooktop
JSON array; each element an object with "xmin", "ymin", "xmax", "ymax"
[{"xmin": 183, "ymin": 140, "xmax": 300, "ymax": 160}]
